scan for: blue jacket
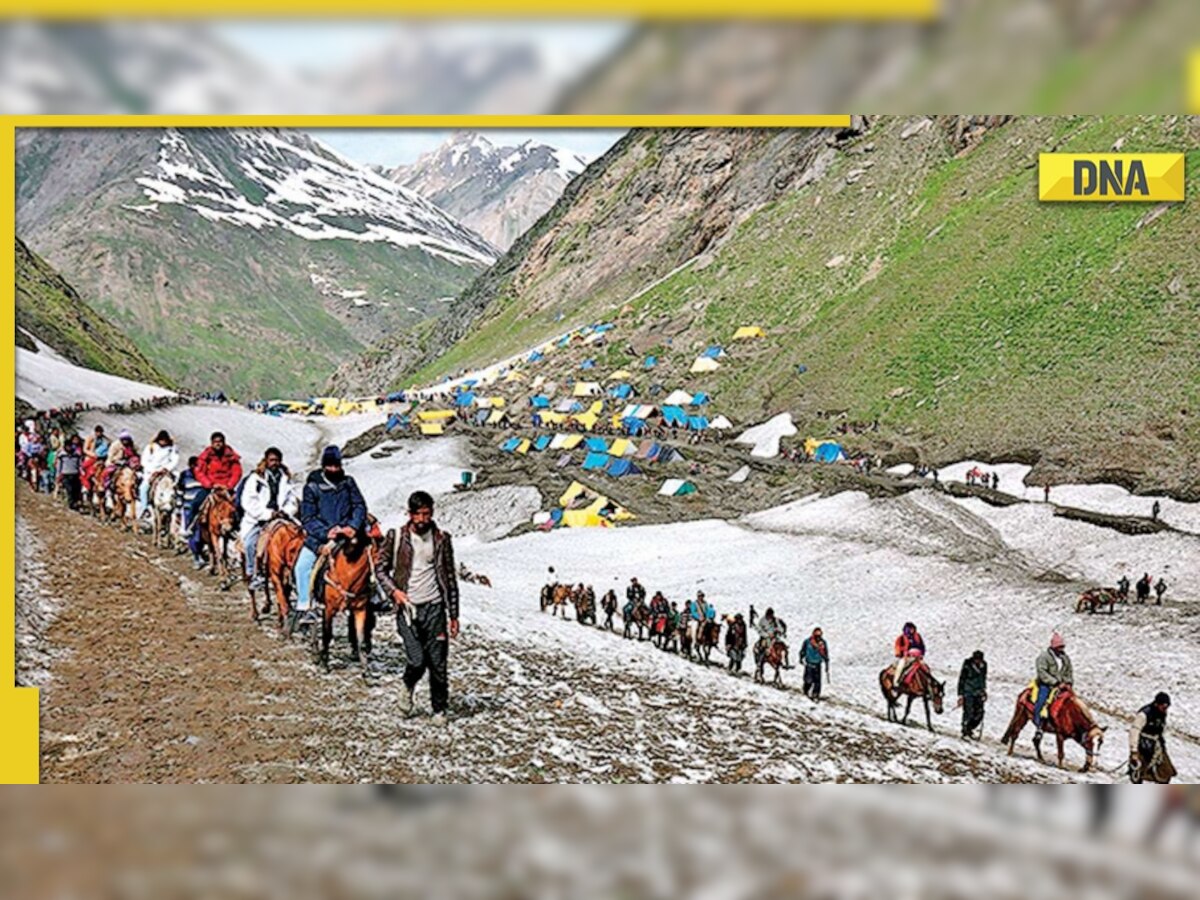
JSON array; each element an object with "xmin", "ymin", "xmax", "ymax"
[
  {"xmin": 801, "ymin": 637, "xmax": 829, "ymax": 667},
  {"xmin": 300, "ymin": 470, "xmax": 367, "ymax": 553}
]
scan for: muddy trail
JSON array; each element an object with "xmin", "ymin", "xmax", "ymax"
[{"xmin": 18, "ymin": 486, "xmax": 1081, "ymax": 783}]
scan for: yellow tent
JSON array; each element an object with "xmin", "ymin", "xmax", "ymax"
[
  {"xmin": 540, "ymin": 411, "xmax": 567, "ymax": 425},
  {"xmin": 486, "ymin": 409, "xmax": 507, "ymax": 425},
  {"xmin": 573, "ymin": 412, "xmax": 599, "ymax": 431},
  {"xmin": 504, "ymin": 371, "xmax": 526, "ymax": 383},
  {"xmin": 420, "ymin": 423, "xmax": 445, "ymax": 436},
  {"xmin": 418, "ymin": 409, "xmax": 456, "ymax": 421},
  {"xmin": 562, "ymin": 508, "xmax": 605, "ymax": 528},
  {"xmin": 561, "ymin": 434, "xmax": 584, "ymax": 450},
  {"xmin": 803, "ymin": 437, "xmax": 823, "ymax": 457},
  {"xmin": 734, "ymin": 326, "xmax": 767, "ymax": 340},
  {"xmin": 690, "ymin": 357, "xmax": 721, "ymax": 374},
  {"xmin": 609, "ymin": 438, "xmax": 634, "ymax": 457},
  {"xmin": 560, "ymin": 481, "xmax": 590, "ymax": 507},
  {"xmin": 516, "ymin": 439, "xmax": 532, "ymax": 455},
  {"xmin": 574, "ymin": 382, "xmax": 602, "ymax": 397},
  {"xmin": 607, "ymin": 369, "xmax": 632, "ymax": 381}
]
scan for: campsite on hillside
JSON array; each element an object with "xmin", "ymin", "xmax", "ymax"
[{"xmin": 13, "ymin": 117, "xmax": 1200, "ymax": 788}]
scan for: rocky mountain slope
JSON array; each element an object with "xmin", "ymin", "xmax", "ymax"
[
  {"xmin": 15, "ymin": 236, "xmax": 171, "ymax": 390},
  {"xmin": 341, "ymin": 116, "xmax": 1200, "ymax": 497},
  {"xmin": 386, "ymin": 131, "xmax": 590, "ymax": 251},
  {"xmin": 16, "ymin": 127, "xmax": 497, "ymax": 397}
]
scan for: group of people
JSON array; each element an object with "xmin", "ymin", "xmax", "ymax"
[{"xmin": 1118, "ymin": 572, "xmax": 1169, "ymax": 605}]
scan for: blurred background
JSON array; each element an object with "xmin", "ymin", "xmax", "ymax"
[
  {"xmin": 2, "ymin": 787, "xmax": 1198, "ymax": 898},
  {"xmin": 1, "ymin": 1, "xmax": 1198, "ymax": 115}
]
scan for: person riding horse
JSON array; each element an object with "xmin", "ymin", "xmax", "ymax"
[
  {"xmin": 184, "ymin": 432, "xmax": 242, "ymax": 564},
  {"xmin": 1034, "ymin": 633, "xmax": 1073, "ymax": 735},
  {"xmin": 295, "ymin": 445, "xmax": 367, "ymax": 628},
  {"xmin": 891, "ymin": 622, "xmax": 925, "ymax": 695},
  {"xmin": 239, "ymin": 447, "xmax": 298, "ymax": 593},
  {"xmin": 138, "ymin": 430, "xmax": 179, "ymax": 521}
]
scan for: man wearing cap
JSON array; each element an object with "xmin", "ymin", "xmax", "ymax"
[
  {"xmin": 957, "ymin": 650, "xmax": 988, "ymax": 740},
  {"xmin": 377, "ymin": 490, "xmax": 460, "ymax": 721},
  {"xmin": 1129, "ymin": 693, "xmax": 1173, "ymax": 783},
  {"xmin": 1033, "ymin": 632, "xmax": 1073, "ymax": 734},
  {"xmin": 294, "ymin": 445, "xmax": 367, "ymax": 626}
]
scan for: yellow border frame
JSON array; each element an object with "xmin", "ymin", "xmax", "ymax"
[
  {"xmin": 1, "ymin": 113, "xmax": 847, "ymax": 783},
  {"xmin": 6, "ymin": 1, "xmax": 939, "ymax": 19}
]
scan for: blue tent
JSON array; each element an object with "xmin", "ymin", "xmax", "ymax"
[
  {"xmin": 533, "ymin": 435, "xmax": 552, "ymax": 452},
  {"xmin": 661, "ymin": 406, "xmax": 688, "ymax": 427},
  {"xmin": 558, "ymin": 335, "xmax": 571, "ymax": 348},
  {"xmin": 687, "ymin": 416, "xmax": 710, "ymax": 431},
  {"xmin": 582, "ymin": 452, "xmax": 610, "ymax": 471},
  {"xmin": 814, "ymin": 442, "xmax": 844, "ymax": 463},
  {"xmin": 796, "ymin": 364, "xmax": 808, "ymax": 375},
  {"xmin": 386, "ymin": 413, "xmax": 404, "ymax": 431},
  {"xmin": 622, "ymin": 418, "xmax": 646, "ymax": 435},
  {"xmin": 528, "ymin": 351, "xmax": 544, "ymax": 363},
  {"xmin": 385, "ymin": 391, "xmax": 405, "ymax": 402},
  {"xmin": 530, "ymin": 395, "xmax": 551, "ymax": 409},
  {"xmin": 609, "ymin": 384, "xmax": 633, "ymax": 399},
  {"xmin": 455, "ymin": 392, "xmax": 476, "ymax": 407},
  {"xmin": 580, "ymin": 359, "xmax": 596, "ymax": 370},
  {"xmin": 474, "ymin": 409, "xmax": 490, "ymax": 425},
  {"xmin": 702, "ymin": 346, "xmax": 724, "ymax": 359},
  {"xmin": 463, "ymin": 379, "xmax": 478, "ymax": 388},
  {"xmin": 594, "ymin": 323, "xmax": 615, "ymax": 333},
  {"xmin": 500, "ymin": 437, "xmax": 521, "ymax": 453},
  {"xmin": 585, "ymin": 437, "xmax": 609, "ymax": 453},
  {"xmin": 690, "ymin": 392, "xmax": 710, "ymax": 406},
  {"xmin": 644, "ymin": 356, "xmax": 658, "ymax": 369},
  {"xmin": 607, "ymin": 458, "xmax": 640, "ymax": 477}
]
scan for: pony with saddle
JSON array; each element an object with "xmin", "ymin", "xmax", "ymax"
[
  {"xmin": 197, "ymin": 487, "xmax": 238, "ymax": 585},
  {"xmin": 252, "ymin": 517, "xmax": 306, "ymax": 627},
  {"xmin": 309, "ymin": 519, "xmax": 392, "ymax": 678},
  {"xmin": 755, "ymin": 638, "xmax": 788, "ymax": 687},
  {"xmin": 879, "ymin": 659, "xmax": 945, "ymax": 731},
  {"xmin": 1000, "ymin": 684, "xmax": 1105, "ymax": 772},
  {"xmin": 696, "ymin": 620, "xmax": 721, "ymax": 665},
  {"xmin": 572, "ymin": 584, "xmax": 596, "ymax": 626},
  {"xmin": 109, "ymin": 466, "xmax": 139, "ymax": 533},
  {"xmin": 623, "ymin": 600, "xmax": 650, "ymax": 641},
  {"xmin": 147, "ymin": 470, "xmax": 177, "ymax": 549}
]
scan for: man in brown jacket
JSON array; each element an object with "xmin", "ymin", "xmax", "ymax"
[{"xmin": 378, "ymin": 490, "xmax": 460, "ymax": 720}]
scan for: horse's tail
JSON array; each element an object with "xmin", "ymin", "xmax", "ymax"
[{"xmin": 1000, "ymin": 695, "xmax": 1027, "ymax": 745}]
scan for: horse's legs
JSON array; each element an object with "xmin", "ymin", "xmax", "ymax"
[
  {"xmin": 902, "ymin": 695, "xmax": 914, "ymax": 725},
  {"xmin": 1057, "ymin": 734, "xmax": 1066, "ymax": 769},
  {"xmin": 364, "ymin": 606, "xmax": 375, "ymax": 656},
  {"xmin": 320, "ymin": 608, "xmax": 333, "ymax": 671},
  {"xmin": 347, "ymin": 610, "xmax": 360, "ymax": 662},
  {"xmin": 353, "ymin": 608, "xmax": 371, "ymax": 676},
  {"xmin": 925, "ymin": 696, "xmax": 934, "ymax": 732}
]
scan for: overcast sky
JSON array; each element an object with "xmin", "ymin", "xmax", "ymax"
[{"xmin": 313, "ymin": 129, "xmax": 627, "ymax": 168}]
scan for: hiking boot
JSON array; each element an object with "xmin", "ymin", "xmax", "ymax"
[
  {"xmin": 398, "ymin": 683, "xmax": 414, "ymax": 717},
  {"xmin": 296, "ymin": 609, "xmax": 321, "ymax": 628},
  {"xmin": 192, "ymin": 557, "xmax": 207, "ymax": 570},
  {"xmin": 249, "ymin": 576, "xmax": 265, "ymax": 592}
]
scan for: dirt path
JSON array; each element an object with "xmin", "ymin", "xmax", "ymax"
[{"xmin": 23, "ymin": 487, "xmax": 1075, "ymax": 783}]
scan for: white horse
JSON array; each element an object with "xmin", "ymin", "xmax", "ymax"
[{"xmin": 148, "ymin": 472, "xmax": 177, "ymax": 549}]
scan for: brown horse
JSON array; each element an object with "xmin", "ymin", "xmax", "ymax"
[
  {"xmin": 253, "ymin": 518, "xmax": 305, "ymax": 627},
  {"xmin": 199, "ymin": 487, "xmax": 238, "ymax": 583},
  {"xmin": 572, "ymin": 584, "xmax": 596, "ymax": 625},
  {"xmin": 110, "ymin": 467, "xmax": 139, "ymax": 532},
  {"xmin": 696, "ymin": 620, "xmax": 721, "ymax": 665},
  {"xmin": 312, "ymin": 535, "xmax": 379, "ymax": 677},
  {"xmin": 623, "ymin": 602, "xmax": 650, "ymax": 640},
  {"xmin": 880, "ymin": 662, "xmax": 945, "ymax": 731},
  {"xmin": 1000, "ymin": 686, "xmax": 1105, "ymax": 772},
  {"xmin": 755, "ymin": 638, "xmax": 788, "ymax": 686}
]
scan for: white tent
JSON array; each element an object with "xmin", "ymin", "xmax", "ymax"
[
  {"xmin": 658, "ymin": 478, "xmax": 698, "ymax": 497},
  {"xmin": 710, "ymin": 415, "xmax": 733, "ymax": 430},
  {"xmin": 550, "ymin": 434, "xmax": 571, "ymax": 450},
  {"xmin": 664, "ymin": 389, "xmax": 694, "ymax": 406},
  {"xmin": 690, "ymin": 357, "xmax": 720, "ymax": 374},
  {"xmin": 728, "ymin": 464, "xmax": 751, "ymax": 484}
]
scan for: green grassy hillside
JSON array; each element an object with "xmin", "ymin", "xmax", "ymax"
[
  {"xmin": 403, "ymin": 117, "xmax": 1200, "ymax": 496},
  {"xmin": 15, "ymin": 237, "xmax": 173, "ymax": 390}
]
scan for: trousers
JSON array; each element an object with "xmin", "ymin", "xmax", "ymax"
[{"xmin": 397, "ymin": 602, "xmax": 449, "ymax": 714}]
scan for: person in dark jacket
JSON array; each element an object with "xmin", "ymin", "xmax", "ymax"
[
  {"xmin": 725, "ymin": 613, "xmax": 748, "ymax": 674},
  {"xmin": 378, "ymin": 490, "xmax": 460, "ymax": 721},
  {"xmin": 1129, "ymin": 693, "xmax": 1173, "ymax": 783},
  {"xmin": 294, "ymin": 445, "xmax": 367, "ymax": 624},
  {"xmin": 55, "ymin": 434, "xmax": 84, "ymax": 510},
  {"xmin": 957, "ymin": 650, "xmax": 988, "ymax": 739}
]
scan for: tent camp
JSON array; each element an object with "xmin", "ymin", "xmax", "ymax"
[
  {"xmin": 549, "ymin": 434, "xmax": 571, "ymax": 450},
  {"xmin": 658, "ymin": 478, "xmax": 697, "ymax": 497},
  {"xmin": 486, "ymin": 409, "xmax": 507, "ymax": 426},
  {"xmin": 454, "ymin": 392, "xmax": 475, "ymax": 407},
  {"xmin": 530, "ymin": 395, "xmax": 551, "ymax": 409},
  {"xmin": 417, "ymin": 409, "xmax": 456, "ymax": 422},
  {"xmin": 574, "ymin": 382, "xmax": 602, "ymax": 397},
  {"xmin": 710, "ymin": 415, "xmax": 733, "ymax": 430},
  {"xmin": 515, "ymin": 439, "xmax": 532, "ymax": 455},
  {"xmin": 420, "ymin": 423, "xmax": 445, "ymax": 436},
  {"xmin": 500, "ymin": 437, "xmax": 521, "ymax": 453},
  {"xmin": 533, "ymin": 435, "xmax": 552, "ymax": 452},
  {"xmin": 658, "ymin": 447, "xmax": 685, "ymax": 464},
  {"xmin": 609, "ymin": 384, "xmax": 634, "ymax": 400},
  {"xmin": 664, "ymin": 389, "xmax": 693, "ymax": 406},
  {"xmin": 687, "ymin": 416, "xmax": 709, "ymax": 431},
  {"xmin": 582, "ymin": 452, "xmax": 610, "ymax": 471},
  {"xmin": 585, "ymin": 437, "xmax": 609, "ymax": 453},
  {"xmin": 690, "ymin": 357, "xmax": 720, "ymax": 374},
  {"xmin": 555, "ymin": 399, "xmax": 583, "ymax": 413},
  {"xmin": 733, "ymin": 326, "xmax": 767, "ymax": 340},
  {"xmin": 690, "ymin": 392, "xmax": 710, "ymax": 406}
]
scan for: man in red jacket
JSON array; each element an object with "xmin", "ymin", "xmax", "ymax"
[{"xmin": 184, "ymin": 432, "xmax": 242, "ymax": 547}]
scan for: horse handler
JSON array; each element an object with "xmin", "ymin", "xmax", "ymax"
[{"xmin": 378, "ymin": 491, "xmax": 460, "ymax": 722}]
